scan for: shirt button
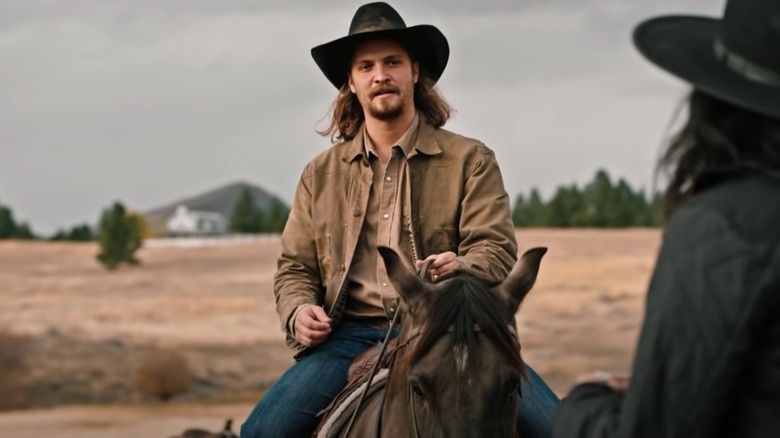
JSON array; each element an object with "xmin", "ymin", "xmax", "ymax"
[
  {"xmin": 389, "ymin": 307, "xmax": 396, "ymax": 315},
  {"xmin": 382, "ymin": 282, "xmax": 388, "ymax": 287},
  {"xmin": 385, "ymin": 176, "xmax": 392, "ymax": 182},
  {"xmin": 352, "ymin": 208, "xmax": 361, "ymax": 217},
  {"xmin": 383, "ymin": 213, "xmax": 390, "ymax": 219}
]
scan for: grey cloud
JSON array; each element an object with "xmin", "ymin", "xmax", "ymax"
[
  {"xmin": 0, "ymin": 0, "xmax": 723, "ymax": 27},
  {"xmin": 0, "ymin": 0, "xmax": 728, "ymax": 233}
]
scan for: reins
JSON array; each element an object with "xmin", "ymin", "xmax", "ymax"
[
  {"xmin": 342, "ymin": 258, "xmax": 434, "ymax": 437},
  {"xmin": 409, "ymin": 382, "xmax": 423, "ymax": 438}
]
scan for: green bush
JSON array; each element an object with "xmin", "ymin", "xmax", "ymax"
[{"xmin": 96, "ymin": 202, "xmax": 143, "ymax": 270}]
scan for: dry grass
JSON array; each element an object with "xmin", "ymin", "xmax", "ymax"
[{"xmin": 0, "ymin": 228, "xmax": 662, "ymax": 436}]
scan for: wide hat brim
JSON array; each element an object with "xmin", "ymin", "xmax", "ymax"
[
  {"xmin": 311, "ymin": 24, "xmax": 449, "ymax": 89},
  {"xmin": 633, "ymin": 15, "xmax": 780, "ymax": 120}
]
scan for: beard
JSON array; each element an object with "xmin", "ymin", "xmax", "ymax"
[
  {"xmin": 368, "ymin": 97, "xmax": 404, "ymax": 121},
  {"xmin": 365, "ymin": 85, "xmax": 407, "ymax": 121}
]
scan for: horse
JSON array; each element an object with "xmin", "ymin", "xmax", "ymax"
[{"xmin": 315, "ymin": 245, "xmax": 547, "ymax": 437}]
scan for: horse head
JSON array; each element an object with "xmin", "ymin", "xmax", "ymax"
[{"xmin": 377, "ymin": 246, "xmax": 547, "ymax": 437}]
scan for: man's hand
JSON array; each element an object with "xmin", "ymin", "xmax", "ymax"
[
  {"xmin": 293, "ymin": 305, "xmax": 332, "ymax": 347},
  {"xmin": 415, "ymin": 251, "xmax": 459, "ymax": 280}
]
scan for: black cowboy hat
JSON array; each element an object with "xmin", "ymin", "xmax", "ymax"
[
  {"xmin": 633, "ymin": 0, "xmax": 780, "ymax": 120},
  {"xmin": 311, "ymin": 2, "xmax": 449, "ymax": 89}
]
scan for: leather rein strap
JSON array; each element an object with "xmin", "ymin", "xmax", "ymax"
[{"xmin": 342, "ymin": 259, "xmax": 433, "ymax": 437}]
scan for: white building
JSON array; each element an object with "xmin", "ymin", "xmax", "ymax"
[{"xmin": 166, "ymin": 205, "xmax": 227, "ymax": 236}]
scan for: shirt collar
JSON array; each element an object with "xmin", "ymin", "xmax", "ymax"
[
  {"xmin": 343, "ymin": 113, "xmax": 441, "ymax": 162},
  {"xmin": 363, "ymin": 112, "xmax": 420, "ymax": 159}
]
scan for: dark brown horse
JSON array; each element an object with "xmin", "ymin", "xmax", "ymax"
[{"xmin": 316, "ymin": 245, "xmax": 547, "ymax": 437}]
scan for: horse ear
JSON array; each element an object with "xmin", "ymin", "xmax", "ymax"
[
  {"xmin": 499, "ymin": 247, "xmax": 547, "ymax": 313},
  {"xmin": 378, "ymin": 246, "xmax": 428, "ymax": 317}
]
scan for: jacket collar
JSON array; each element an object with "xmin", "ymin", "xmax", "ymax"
[{"xmin": 343, "ymin": 117, "xmax": 442, "ymax": 163}]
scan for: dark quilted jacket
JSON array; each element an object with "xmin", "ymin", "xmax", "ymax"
[{"xmin": 552, "ymin": 173, "xmax": 780, "ymax": 438}]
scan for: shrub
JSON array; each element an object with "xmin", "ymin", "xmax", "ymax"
[
  {"xmin": 96, "ymin": 202, "xmax": 144, "ymax": 270},
  {"xmin": 0, "ymin": 327, "xmax": 30, "ymax": 410},
  {"xmin": 133, "ymin": 348, "xmax": 195, "ymax": 401}
]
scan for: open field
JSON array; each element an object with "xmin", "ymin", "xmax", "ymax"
[{"xmin": 0, "ymin": 228, "xmax": 661, "ymax": 437}]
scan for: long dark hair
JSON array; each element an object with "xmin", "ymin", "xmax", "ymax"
[
  {"xmin": 657, "ymin": 89, "xmax": 780, "ymax": 216},
  {"xmin": 317, "ymin": 72, "xmax": 453, "ymax": 143}
]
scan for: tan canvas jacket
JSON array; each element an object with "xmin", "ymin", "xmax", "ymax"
[{"xmin": 274, "ymin": 120, "xmax": 518, "ymax": 355}]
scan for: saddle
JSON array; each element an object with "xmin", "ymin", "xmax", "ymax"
[{"xmin": 346, "ymin": 339, "xmax": 396, "ymax": 386}]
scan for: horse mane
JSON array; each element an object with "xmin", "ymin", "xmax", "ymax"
[{"xmin": 406, "ymin": 274, "xmax": 524, "ymax": 373}]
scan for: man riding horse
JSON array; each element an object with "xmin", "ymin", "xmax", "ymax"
[{"xmin": 240, "ymin": 3, "xmax": 559, "ymax": 437}]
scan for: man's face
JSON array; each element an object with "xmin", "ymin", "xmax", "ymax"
[{"xmin": 348, "ymin": 38, "xmax": 419, "ymax": 122}]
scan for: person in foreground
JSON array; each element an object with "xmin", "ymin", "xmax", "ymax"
[
  {"xmin": 241, "ymin": 2, "xmax": 559, "ymax": 438},
  {"xmin": 552, "ymin": 0, "xmax": 780, "ymax": 437}
]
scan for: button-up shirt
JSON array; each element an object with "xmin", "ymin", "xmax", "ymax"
[{"xmin": 344, "ymin": 113, "xmax": 420, "ymax": 319}]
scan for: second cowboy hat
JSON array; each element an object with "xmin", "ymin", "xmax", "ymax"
[
  {"xmin": 633, "ymin": 0, "xmax": 780, "ymax": 120},
  {"xmin": 311, "ymin": 2, "xmax": 450, "ymax": 89}
]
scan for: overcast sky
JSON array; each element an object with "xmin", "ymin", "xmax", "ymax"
[{"xmin": 1, "ymin": 0, "xmax": 724, "ymax": 235}]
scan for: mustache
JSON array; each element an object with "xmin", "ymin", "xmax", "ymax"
[{"xmin": 370, "ymin": 86, "xmax": 399, "ymax": 98}]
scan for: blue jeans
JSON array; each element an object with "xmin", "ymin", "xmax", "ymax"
[
  {"xmin": 518, "ymin": 364, "xmax": 561, "ymax": 437},
  {"xmin": 241, "ymin": 322, "xmax": 389, "ymax": 438},
  {"xmin": 241, "ymin": 321, "xmax": 559, "ymax": 438}
]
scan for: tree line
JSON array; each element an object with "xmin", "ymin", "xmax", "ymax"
[
  {"xmin": 1, "ymin": 188, "xmax": 291, "ymax": 270},
  {"xmin": 512, "ymin": 169, "xmax": 664, "ymax": 228},
  {"xmin": 0, "ymin": 188, "xmax": 290, "ymax": 243},
  {"xmin": 0, "ymin": 203, "xmax": 35, "ymax": 239},
  {"xmin": 228, "ymin": 188, "xmax": 289, "ymax": 234},
  {"xmin": 2, "ymin": 170, "xmax": 664, "ymax": 244},
  {"xmin": 1, "ymin": 168, "xmax": 664, "ymax": 268}
]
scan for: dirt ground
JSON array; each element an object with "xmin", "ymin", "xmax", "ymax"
[{"xmin": 0, "ymin": 228, "xmax": 661, "ymax": 437}]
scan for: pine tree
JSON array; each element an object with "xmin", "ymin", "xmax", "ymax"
[
  {"xmin": 649, "ymin": 191, "xmax": 666, "ymax": 227},
  {"xmin": 512, "ymin": 189, "xmax": 550, "ymax": 227},
  {"xmin": 0, "ymin": 204, "xmax": 17, "ymax": 239},
  {"xmin": 230, "ymin": 189, "xmax": 263, "ymax": 233},
  {"xmin": 543, "ymin": 185, "xmax": 585, "ymax": 227},
  {"xmin": 0, "ymin": 203, "xmax": 36, "ymax": 239},
  {"xmin": 512, "ymin": 194, "xmax": 528, "ymax": 226},
  {"xmin": 51, "ymin": 224, "xmax": 94, "ymax": 241},
  {"xmin": 526, "ymin": 189, "xmax": 546, "ymax": 226},
  {"xmin": 262, "ymin": 198, "xmax": 289, "ymax": 233},
  {"xmin": 611, "ymin": 179, "xmax": 638, "ymax": 227},
  {"xmin": 588, "ymin": 169, "xmax": 616, "ymax": 227},
  {"xmin": 13, "ymin": 223, "xmax": 35, "ymax": 240},
  {"xmin": 70, "ymin": 224, "xmax": 94, "ymax": 241}
]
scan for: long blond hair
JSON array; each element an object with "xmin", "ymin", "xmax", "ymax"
[{"xmin": 318, "ymin": 73, "xmax": 453, "ymax": 143}]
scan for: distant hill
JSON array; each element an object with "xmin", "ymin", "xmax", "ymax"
[{"xmin": 143, "ymin": 181, "xmax": 288, "ymax": 236}]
